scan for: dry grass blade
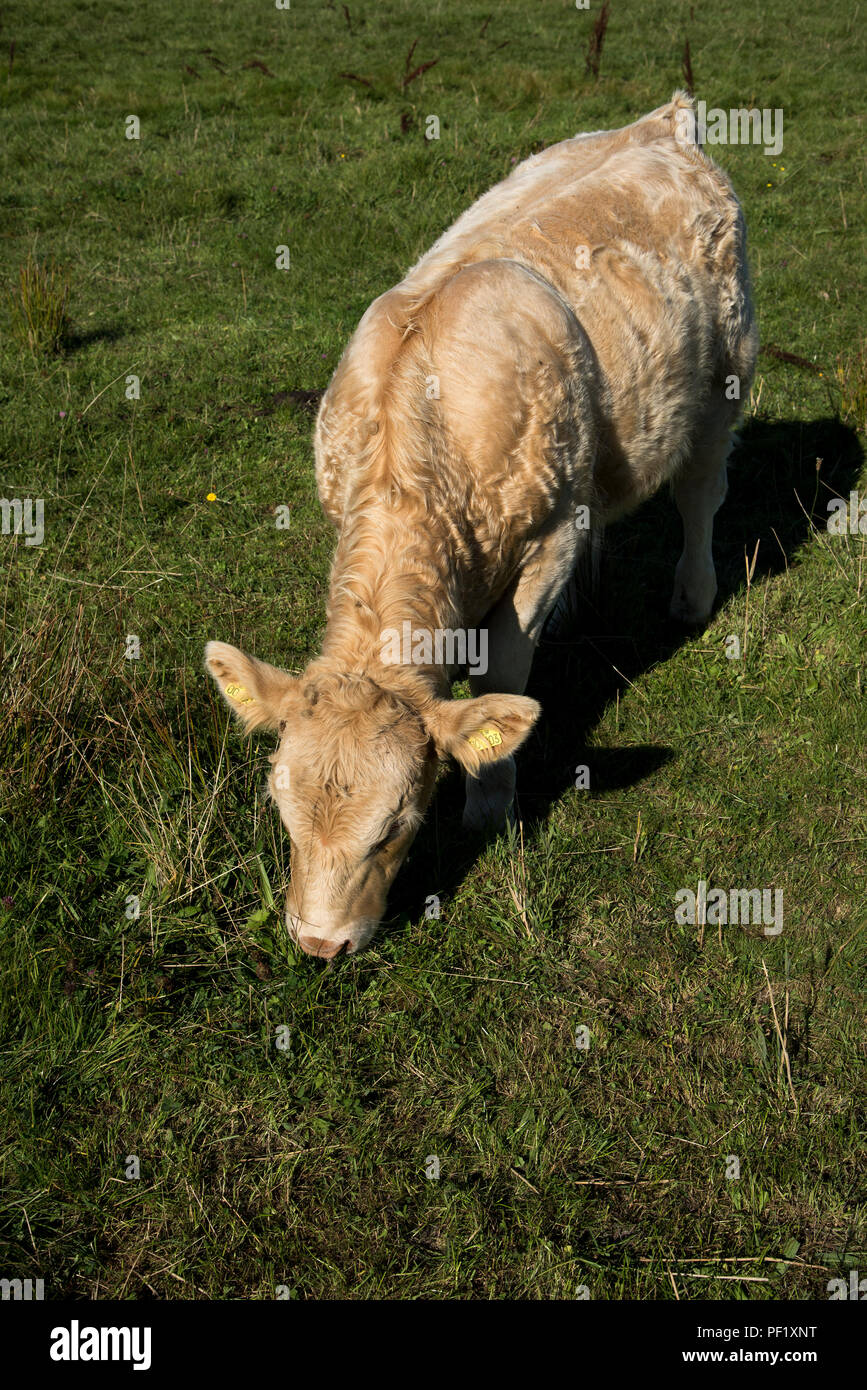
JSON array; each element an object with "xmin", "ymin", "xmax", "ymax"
[
  {"xmin": 585, "ymin": 1, "xmax": 610, "ymax": 79},
  {"xmin": 762, "ymin": 343, "xmax": 824, "ymax": 373},
  {"xmin": 508, "ymin": 819, "xmax": 533, "ymax": 938},
  {"xmin": 682, "ymin": 37, "xmax": 694, "ymax": 96},
  {"xmin": 402, "ymin": 58, "xmax": 438, "ymax": 90},
  {"xmin": 761, "ymin": 958, "xmax": 798, "ymax": 1110}
]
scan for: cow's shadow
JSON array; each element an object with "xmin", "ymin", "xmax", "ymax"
[{"xmin": 382, "ymin": 414, "xmax": 863, "ymax": 945}]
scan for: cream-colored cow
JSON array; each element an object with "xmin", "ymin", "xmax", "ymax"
[{"xmin": 206, "ymin": 93, "xmax": 758, "ymax": 958}]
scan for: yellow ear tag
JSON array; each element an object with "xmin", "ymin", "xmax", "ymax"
[
  {"xmin": 467, "ymin": 725, "xmax": 503, "ymax": 751},
  {"xmin": 224, "ymin": 683, "xmax": 255, "ymax": 706}
]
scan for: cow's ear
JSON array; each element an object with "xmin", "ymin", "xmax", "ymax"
[
  {"xmin": 205, "ymin": 641, "xmax": 299, "ymax": 734},
  {"xmin": 422, "ymin": 692, "xmax": 541, "ymax": 774}
]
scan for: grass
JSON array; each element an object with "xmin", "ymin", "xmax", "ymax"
[
  {"xmin": 5, "ymin": 252, "xmax": 71, "ymax": 357},
  {"xmin": 0, "ymin": 0, "xmax": 865, "ymax": 1300}
]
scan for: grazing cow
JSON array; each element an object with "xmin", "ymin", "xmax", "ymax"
[{"xmin": 206, "ymin": 93, "xmax": 758, "ymax": 958}]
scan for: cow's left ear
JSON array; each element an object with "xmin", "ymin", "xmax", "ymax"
[
  {"xmin": 422, "ymin": 693, "xmax": 541, "ymax": 774},
  {"xmin": 205, "ymin": 641, "xmax": 300, "ymax": 734}
]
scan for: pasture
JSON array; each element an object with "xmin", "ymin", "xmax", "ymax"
[{"xmin": 0, "ymin": 0, "xmax": 865, "ymax": 1300}]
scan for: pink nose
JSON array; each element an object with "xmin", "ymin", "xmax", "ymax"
[{"xmin": 298, "ymin": 934, "xmax": 347, "ymax": 959}]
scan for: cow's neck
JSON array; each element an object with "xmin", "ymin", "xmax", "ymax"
[{"xmin": 319, "ymin": 502, "xmax": 462, "ymax": 698}]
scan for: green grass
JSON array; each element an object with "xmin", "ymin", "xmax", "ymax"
[{"xmin": 1, "ymin": 0, "xmax": 865, "ymax": 1300}]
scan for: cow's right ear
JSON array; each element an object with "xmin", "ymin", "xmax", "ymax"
[{"xmin": 204, "ymin": 641, "xmax": 299, "ymax": 734}]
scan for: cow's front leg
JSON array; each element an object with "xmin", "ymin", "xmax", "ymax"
[
  {"xmin": 463, "ymin": 522, "xmax": 579, "ymax": 832},
  {"xmin": 463, "ymin": 751, "xmax": 518, "ymax": 834},
  {"xmin": 669, "ymin": 434, "xmax": 732, "ymax": 626}
]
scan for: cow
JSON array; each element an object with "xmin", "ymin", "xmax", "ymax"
[{"xmin": 205, "ymin": 92, "xmax": 758, "ymax": 959}]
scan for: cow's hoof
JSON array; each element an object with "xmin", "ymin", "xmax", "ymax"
[
  {"xmin": 669, "ymin": 562, "xmax": 717, "ymax": 628},
  {"xmin": 669, "ymin": 593, "xmax": 713, "ymax": 627}
]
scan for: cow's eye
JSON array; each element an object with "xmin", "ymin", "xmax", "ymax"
[{"xmin": 371, "ymin": 820, "xmax": 403, "ymax": 855}]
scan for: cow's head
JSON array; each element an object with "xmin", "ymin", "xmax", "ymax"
[{"xmin": 205, "ymin": 641, "xmax": 540, "ymax": 958}]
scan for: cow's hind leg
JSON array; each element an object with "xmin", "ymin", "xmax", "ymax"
[{"xmin": 669, "ymin": 433, "xmax": 732, "ymax": 627}]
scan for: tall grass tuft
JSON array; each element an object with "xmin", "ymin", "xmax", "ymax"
[
  {"xmin": 6, "ymin": 251, "xmax": 70, "ymax": 355},
  {"xmin": 833, "ymin": 339, "xmax": 867, "ymax": 434}
]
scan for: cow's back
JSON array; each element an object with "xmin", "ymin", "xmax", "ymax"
[{"xmin": 315, "ymin": 93, "xmax": 757, "ymax": 535}]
